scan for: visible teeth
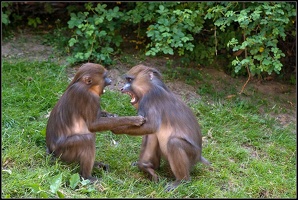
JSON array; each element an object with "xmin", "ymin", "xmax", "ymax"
[
  {"xmin": 131, "ymin": 97, "xmax": 136, "ymax": 103},
  {"xmin": 127, "ymin": 92, "xmax": 133, "ymax": 98},
  {"xmin": 125, "ymin": 91, "xmax": 136, "ymax": 104}
]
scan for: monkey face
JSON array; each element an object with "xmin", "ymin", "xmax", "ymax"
[
  {"xmin": 121, "ymin": 65, "xmax": 161, "ymax": 109},
  {"xmin": 74, "ymin": 63, "xmax": 112, "ymax": 96},
  {"xmin": 121, "ymin": 75, "xmax": 140, "ymax": 106},
  {"xmin": 97, "ymin": 71, "xmax": 112, "ymax": 95}
]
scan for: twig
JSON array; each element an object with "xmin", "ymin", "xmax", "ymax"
[
  {"xmin": 239, "ymin": 64, "xmax": 251, "ymax": 94},
  {"xmin": 214, "ymin": 26, "xmax": 217, "ymax": 56},
  {"xmin": 239, "ymin": 2, "xmax": 251, "ymax": 94}
]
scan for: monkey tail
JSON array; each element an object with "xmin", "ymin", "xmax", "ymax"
[{"xmin": 200, "ymin": 156, "xmax": 211, "ymax": 166}]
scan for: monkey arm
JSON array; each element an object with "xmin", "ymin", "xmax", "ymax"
[
  {"xmin": 111, "ymin": 120, "xmax": 157, "ymax": 136},
  {"xmin": 111, "ymin": 109, "xmax": 161, "ymax": 136},
  {"xmin": 89, "ymin": 116, "xmax": 145, "ymax": 132}
]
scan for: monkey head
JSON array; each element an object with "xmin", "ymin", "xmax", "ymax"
[
  {"xmin": 121, "ymin": 64, "xmax": 162, "ymax": 109},
  {"xmin": 71, "ymin": 63, "xmax": 112, "ymax": 96}
]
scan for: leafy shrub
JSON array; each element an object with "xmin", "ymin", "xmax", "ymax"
[
  {"xmin": 2, "ymin": 2, "xmax": 296, "ymax": 79},
  {"xmin": 206, "ymin": 2, "xmax": 296, "ymax": 76},
  {"xmin": 67, "ymin": 3, "xmax": 124, "ymax": 65},
  {"xmin": 1, "ymin": 2, "xmax": 12, "ymax": 25}
]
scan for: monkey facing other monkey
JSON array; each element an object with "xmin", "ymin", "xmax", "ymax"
[
  {"xmin": 111, "ymin": 64, "xmax": 210, "ymax": 191},
  {"xmin": 46, "ymin": 63, "xmax": 145, "ymax": 182}
]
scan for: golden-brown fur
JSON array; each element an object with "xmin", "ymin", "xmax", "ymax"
[
  {"xmin": 46, "ymin": 63, "xmax": 145, "ymax": 181},
  {"xmin": 111, "ymin": 64, "xmax": 210, "ymax": 190}
]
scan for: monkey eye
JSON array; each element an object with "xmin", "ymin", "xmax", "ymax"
[{"xmin": 126, "ymin": 77, "xmax": 133, "ymax": 83}]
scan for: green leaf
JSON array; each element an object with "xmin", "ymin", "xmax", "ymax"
[
  {"xmin": 39, "ymin": 192, "xmax": 50, "ymax": 198},
  {"xmin": 204, "ymin": 12, "xmax": 213, "ymax": 20},
  {"xmin": 68, "ymin": 38, "xmax": 77, "ymax": 47},
  {"xmin": 147, "ymin": 30, "xmax": 154, "ymax": 37},
  {"xmin": 68, "ymin": 13, "xmax": 82, "ymax": 28},
  {"xmin": 1, "ymin": 13, "xmax": 10, "ymax": 25},
  {"xmin": 69, "ymin": 173, "xmax": 80, "ymax": 189},
  {"xmin": 159, "ymin": 5, "xmax": 165, "ymax": 12},
  {"xmin": 86, "ymin": 30, "xmax": 94, "ymax": 37},
  {"xmin": 80, "ymin": 179, "xmax": 91, "ymax": 186},
  {"xmin": 94, "ymin": 16, "xmax": 104, "ymax": 25},
  {"xmin": 227, "ymin": 38, "xmax": 238, "ymax": 48},
  {"xmin": 181, "ymin": 36, "xmax": 190, "ymax": 42},
  {"xmin": 113, "ymin": 6, "xmax": 119, "ymax": 12},
  {"xmin": 57, "ymin": 191, "xmax": 65, "ymax": 198},
  {"xmin": 232, "ymin": 59, "xmax": 239, "ymax": 66},
  {"xmin": 184, "ymin": 43, "xmax": 194, "ymax": 51},
  {"xmin": 36, "ymin": 17, "xmax": 41, "ymax": 24},
  {"xmin": 27, "ymin": 183, "xmax": 40, "ymax": 193},
  {"xmin": 50, "ymin": 174, "xmax": 62, "ymax": 194},
  {"xmin": 251, "ymin": 10, "xmax": 262, "ymax": 21},
  {"xmin": 262, "ymin": 58, "xmax": 271, "ymax": 65},
  {"xmin": 84, "ymin": 52, "xmax": 91, "ymax": 59},
  {"xmin": 225, "ymin": 10, "xmax": 235, "ymax": 17}
]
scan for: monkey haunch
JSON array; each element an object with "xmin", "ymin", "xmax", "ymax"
[
  {"xmin": 111, "ymin": 64, "xmax": 210, "ymax": 191},
  {"xmin": 46, "ymin": 63, "xmax": 145, "ymax": 182}
]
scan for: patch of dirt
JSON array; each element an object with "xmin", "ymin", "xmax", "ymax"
[
  {"xmin": 1, "ymin": 33, "xmax": 67, "ymax": 65},
  {"xmin": 198, "ymin": 67, "xmax": 296, "ymax": 128},
  {"xmin": 2, "ymin": 33, "xmax": 296, "ymax": 127}
]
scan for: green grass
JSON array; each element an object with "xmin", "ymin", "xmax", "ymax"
[{"xmin": 1, "ymin": 59, "xmax": 296, "ymax": 198}]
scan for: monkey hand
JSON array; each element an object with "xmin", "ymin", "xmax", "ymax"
[{"xmin": 133, "ymin": 115, "xmax": 146, "ymax": 126}]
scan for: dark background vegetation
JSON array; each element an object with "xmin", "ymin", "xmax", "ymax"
[{"xmin": 2, "ymin": 2, "xmax": 296, "ymax": 84}]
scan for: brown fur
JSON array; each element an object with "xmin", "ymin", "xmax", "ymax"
[
  {"xmin": 46, "ymin": 63, "xmax": 145, "ymax": 181},
  {"xmin": 111, "ymin": 64, "xmax": 210, "ymax": 191}
]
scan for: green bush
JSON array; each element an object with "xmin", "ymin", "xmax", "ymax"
[
  {"xmin": 67, "ymin": 3, "xmax": 124, "ymax": 65},
  {"xmin": 206, "ymin": 2, "xmax": 296, "ymax": 76},
  {"xmin": 2, "ymin": 2, "xmax": 296, "ymax": 79}
]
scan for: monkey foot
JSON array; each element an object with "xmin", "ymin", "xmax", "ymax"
[
  {"xmin": 131, "ymin": 161, "xmax": 138, "ymax": 166},
  {"xmin": 94, "ymin": 161, "xmax": 110, "ymax": 172},
  {"xmin": 82, "ymin": 176, "xmax": 100, "ymax": 184},
  {"xmin": 165, "ymin": 182, "xmax": 179, "ymax": 192}
]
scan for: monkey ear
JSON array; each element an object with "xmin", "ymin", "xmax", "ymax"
[
  {"xmin": 82, "ymin": 75, "xmax": 93, "ymax": 85},
  {"xmin": 149, "ymin": 69, "xmax": 162, "ymax": 81},
  {"xmin": 149, "ymin": 72, "xmax": 154, "ymax": 81}
]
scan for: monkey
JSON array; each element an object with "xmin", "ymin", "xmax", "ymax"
[
  {"xmin": 111, "ymin": 64, "xmax": 210, "ymax": 191},
  {"xmin": 46, "ymin": 63, "xmax": 145, "ymax": 182}
]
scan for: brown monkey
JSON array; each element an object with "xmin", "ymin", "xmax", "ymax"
[
  {"xmin": 111, "ymin": 64, "xmax": 210, "ymax": 191},
  {"xmin": 46, "ymin": 63, "xmax": 145, "ymax": 182}
]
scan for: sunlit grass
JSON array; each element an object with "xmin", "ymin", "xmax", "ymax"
[{"xmin": 1, "ymin": 60, "xmax": 296, "ymax": 198}]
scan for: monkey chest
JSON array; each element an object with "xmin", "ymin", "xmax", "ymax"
[
  {"xmin": 71, "ymin": 117, "xmax": 90, "ymax": 134},
  {"xmin": 155, "ymin": 125, "xmax": 173, "ymax": 157}
]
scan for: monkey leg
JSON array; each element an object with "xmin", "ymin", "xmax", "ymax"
[
  {"xmin": 166, "ymin": 137, "xmax": 197, "ymax": 191},
  {"xmin": 55, "ymin": 133, "xmax": 97, "ymax": 181},
  {"xmin": 137, "ymin": 134, "xmax": 161, "ymax": 182}
]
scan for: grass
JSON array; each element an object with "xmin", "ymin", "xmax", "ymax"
[{"xmin": 1, "ymin": 57, "xmax": 296, "ymax": 198}]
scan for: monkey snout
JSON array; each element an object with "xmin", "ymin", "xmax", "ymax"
[{"xmin": 105, "ymin": 78, "xmax": 112, "ymax": 86}]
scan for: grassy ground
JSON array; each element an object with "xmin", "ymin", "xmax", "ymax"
[{"xmin": 1, "ymin": 47, "xmax": 297, "ymax": 197}]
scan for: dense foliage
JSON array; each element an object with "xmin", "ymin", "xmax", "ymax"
[{"xmin": 2, "ymin": 2, "xmax": 296, "ymax": 78}]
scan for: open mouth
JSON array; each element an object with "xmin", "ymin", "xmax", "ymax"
[{"xmin": 123, "ymin": 91, "xmax": 138, "ymax": 104}]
